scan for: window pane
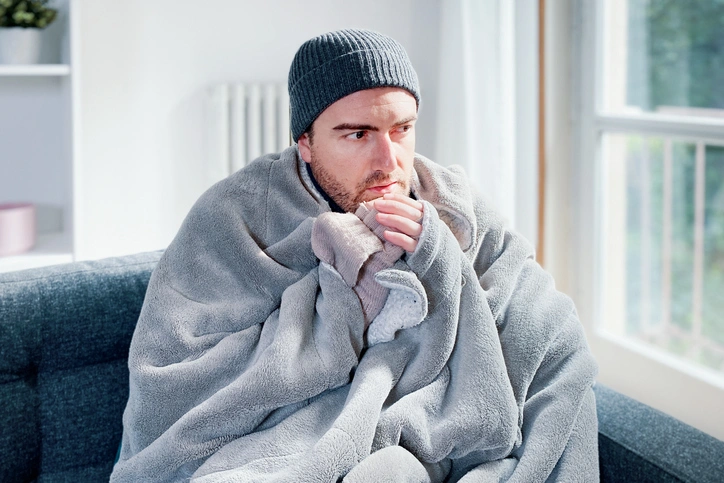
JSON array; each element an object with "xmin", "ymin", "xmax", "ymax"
[
  {"xmin": 703, "ymin": 146, "xmax": 724, "ymax": 349},
  {"xmin": 602, "ymin": 133, "xmax": 724, "ymax": 373},
  {"xmin": 603, "ymin": 0, "xmax": 724, "ymax": 117}
]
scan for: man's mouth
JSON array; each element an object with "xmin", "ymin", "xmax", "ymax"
[{"xmin": 366, "ymin": 181, "xmax": 397, "ymax": 195}]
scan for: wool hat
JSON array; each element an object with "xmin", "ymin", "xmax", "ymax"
[{"xmin": 288, "ymin": 29, "xmax": 421, "ymax": 142}]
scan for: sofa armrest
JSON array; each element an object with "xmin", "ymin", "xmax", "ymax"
[{"xmin": 594, "ymin": 383, "xmax": 724, "ymax": 483}]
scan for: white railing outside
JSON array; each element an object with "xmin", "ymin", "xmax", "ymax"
[{"xmin": 621, "ymin": 134, "xmax": 724, "ymax": 372}]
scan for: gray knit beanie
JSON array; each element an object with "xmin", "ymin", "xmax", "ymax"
[{"xmin": 288, "ymin": 29, "xmax": 421, "ymax": 142}]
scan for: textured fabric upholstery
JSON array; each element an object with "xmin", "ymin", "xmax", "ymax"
[
  {"xmin": 0, "ymin": 252, "xmax": 162, "ymax": 483},
  {"xmin": 594, "ymin": 383, "xmax": 724, "ymax": 483},
  {"xmin": 1, "ymin": 251, "xmax": 723, "ymax": 482}
]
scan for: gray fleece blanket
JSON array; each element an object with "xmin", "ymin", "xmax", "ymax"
[{"xmin": 111, "ymin": 146, "xmax": 599, "ymax": 482}]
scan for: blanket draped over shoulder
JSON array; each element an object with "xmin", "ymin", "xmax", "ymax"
[{"xmin": 111, "ymin": 146, "xmax": 599, "ymax": 482}]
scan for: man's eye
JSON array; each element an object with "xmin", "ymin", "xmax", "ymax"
[{"xmin": 348, "ymin": 131, "xmax": 365, "ymax": 140}]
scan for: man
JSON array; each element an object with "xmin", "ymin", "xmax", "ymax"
[{"xmin": 112, "ymin": 29, "xmax": 598, "ymax": 482}]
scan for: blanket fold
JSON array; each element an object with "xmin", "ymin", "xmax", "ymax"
[{"xmin": 111, "ymin": 146, "xmax": 598, "ymax": 483}]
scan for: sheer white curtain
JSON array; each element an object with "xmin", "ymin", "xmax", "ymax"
[{"xmin": 435, "ymin": 0, "xmax": 518, "ymax": 228}]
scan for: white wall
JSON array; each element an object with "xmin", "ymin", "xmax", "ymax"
[{"xmin": 75, "ymin": 0, "xmax": 441, "ymax": 259}]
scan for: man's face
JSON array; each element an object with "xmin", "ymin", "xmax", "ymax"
[{"xmin": 297, "ymin": 87, "xmax": 417, "ymax": 213}]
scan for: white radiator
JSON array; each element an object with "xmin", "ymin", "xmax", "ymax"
[{"xmin": 206, "ymin": 82, "xmax": 291, "ymax": 183}]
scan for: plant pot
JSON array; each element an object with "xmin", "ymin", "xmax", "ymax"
[
  {"xmin": 0, "ymin": 203, "xmax": 36, "ymax": 256},
  {"xmin": 0, "ymin": 27, "xmax": 42, "ymax": 64}
]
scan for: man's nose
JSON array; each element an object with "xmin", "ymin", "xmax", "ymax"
[{"xmin": 372, "ymin": 134, "xmax": 396, "ymax": 173}]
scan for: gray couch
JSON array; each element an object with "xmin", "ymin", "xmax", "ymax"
[{"xmin": 1, "ymin": 252, "xmax": 723, "ymax": 482}]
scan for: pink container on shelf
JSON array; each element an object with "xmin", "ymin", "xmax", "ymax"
[{"xmin": 0, "ymin": 203, "xmax": 36, "ymax": 257}]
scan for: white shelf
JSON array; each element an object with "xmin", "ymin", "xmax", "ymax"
[
  {"xmin": 0, "ymin": 64, "xmax": 71, "ymax": 76},
  {"xmin": 0, "ymin": 232, "xmax": 73, "ymax": 274}
]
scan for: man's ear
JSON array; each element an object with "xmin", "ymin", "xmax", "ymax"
[{"xmin": 297, "ymin": 133, "xmax": 312, "ymax": 164}]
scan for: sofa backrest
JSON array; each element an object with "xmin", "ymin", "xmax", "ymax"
[{"xmin": 0, "ymin": 251, "xmax": 162, "ymax": 483}]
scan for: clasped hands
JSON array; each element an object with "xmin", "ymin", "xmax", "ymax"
[{"xmin": 369, "ymin": 193, "xmax": 424, "ymax": 253}]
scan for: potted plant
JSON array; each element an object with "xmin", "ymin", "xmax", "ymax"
[{"xmin": 0, "ymin": 0, "xmax": 57, "ymax": 65}]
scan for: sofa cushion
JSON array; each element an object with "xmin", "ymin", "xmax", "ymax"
[{"xmin": 0, "ymin": 252, "xmax": 162, "ymax": 483}]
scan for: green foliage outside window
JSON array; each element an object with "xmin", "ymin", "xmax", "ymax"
[{"xmin": 628, "ymin": 0, "xmax": 724, "ymax": 111}]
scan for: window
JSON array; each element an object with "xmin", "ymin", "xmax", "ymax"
[{"xmin": 573, "ymin": 0, "xmax": 724, "ymax": 439}]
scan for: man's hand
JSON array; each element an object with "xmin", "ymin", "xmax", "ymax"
[{"xmin": 370, "ymin": 193, "xmax": 424, "ymax": 253}]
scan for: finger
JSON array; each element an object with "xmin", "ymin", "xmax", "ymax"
[
  {"xmin": 383, "ymin": 230, "xmax": 418, "ymax": 253},
  {"xmin": 373, "ymin": 198, "xmax": 423, "ymax": 222},
  {"xmin": 383, "ymin": 193, "xmax": 424, "ymax": 212},
  {"xmin": 369, "ymin": 193, "xmax": 422, "ymax": 213},
  {"xmin": 376, "ymin": 212, "xmax": 422, "ymax": 239}
]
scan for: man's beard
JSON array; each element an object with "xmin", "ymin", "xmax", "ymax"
[{"xmin": 308, "ymin": 150, "xmax": 410, "ymax": 213}]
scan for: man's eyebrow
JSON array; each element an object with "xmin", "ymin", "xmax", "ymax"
[
  {"xmin": 332, "ymin": 123, "xmax": 379, "ymax": 132},
  {"xmin": 332, "ymin": 116, "xmax": 418, "ymax": 132},
  {"xmin": 393, "ymin": 115, "xmax": 418, "ymax": 126}
]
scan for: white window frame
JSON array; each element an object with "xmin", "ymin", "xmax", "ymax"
[{"xmin": 571, "ymin": 0, "xmax": 724, "ymax": 440}]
